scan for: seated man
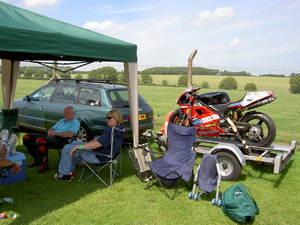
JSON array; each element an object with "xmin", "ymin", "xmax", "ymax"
[
  {"xmin": 23, "ymin": 106, "xmax": 80, "ymax": 173},
  {"xmin": 54, "ymin": 109, "xmax": 123, "ymax": 181}
]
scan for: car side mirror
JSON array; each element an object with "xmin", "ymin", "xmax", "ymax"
[{"xmin": 23, "ymin": 95, "xmax": 30, "ymax": 102}]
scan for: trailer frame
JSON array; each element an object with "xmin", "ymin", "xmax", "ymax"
[{"xmin": 194, "ymin": 137, "xmax": 297, "ymax": 180}]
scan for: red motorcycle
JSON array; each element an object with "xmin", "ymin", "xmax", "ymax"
[{"xmin": 169, "ymin": 84, "xmax": 276, "ymax": 148}]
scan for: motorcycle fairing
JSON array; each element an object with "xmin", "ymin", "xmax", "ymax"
[{"xmin": 228, "ymin": 91, "xmax": 274, "ymax": 108}]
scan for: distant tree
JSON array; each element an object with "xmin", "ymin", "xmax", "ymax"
[
  {"xmin": 178, "ymin": 75, "xmax": 188, "ymax": 87},
  {"xmin": 24, "ymin": 68, "xmax": 33, "ymax": 78},
  {"xmin": 201, "ymin": 81, "xmax": 210, "ymax": 89},
  {"xmin": 289, "ymin": 73, "xmax": 300, "ymax": 94},
  {"xmin": 139, "ymin": 70, "xmax": 153, "ymax": 85},
  {"xmin": 100, "ymin": 66, "xmax": 119, "ymax": 82},
  {"xmin": 46, "ymin": 71, "xmax": 53, "ymax": 78},
  {"xmin": 219, "ymin": 76, "xmax": 238, "ymax": 90},
  {"xmin": 119, "ymin": 71, "xmax": 126, "ymax": 84},
  {"xmin": 244, "ymin": 82, "xmax": 257, "ymax": 91},
  {"xmin": 34, "ymin": 70, "xmax": 45, "ymax": 79},
  {"xmin": 75, "ymin": 74, "xmax": 83, "ymax": 79},
  {"xmin": 88, "ymin": 68, "xmax": 102, "ymax": 79},
  {"xmin": 60, "ymin": 71, "xmax": 71, "ymax": 79},
  {"xmin": 162, "ymin": 80, "xmax": 169, "ymax": 86}
]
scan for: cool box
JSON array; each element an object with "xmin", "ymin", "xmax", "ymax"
[{"xmin": 0, "ymin": 152, "xmax": 26, "ymax": 185}]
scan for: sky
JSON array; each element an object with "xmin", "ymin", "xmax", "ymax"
[{"xmin": 2, "ymin": 0, "xmax": 300, "ymax": 74}]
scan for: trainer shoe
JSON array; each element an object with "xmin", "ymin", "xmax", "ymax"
[
  {"xmin": 0, "ymin": 129, "xmax": 9, "ymax": 142},
  {"xmin": 54, "ymin": 173, "xmax": 73, "ymax": 182},
  {"xmin": 38, "ymin": 162, "xmax": 49, "ymax": 173},
  {"xmin": 6, "ymin": 133, "xmax": 17, "ymax": 155}
]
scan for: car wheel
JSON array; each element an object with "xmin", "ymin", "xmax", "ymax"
[{"xmin": 76, "ymin": 123, "xmax": 91, "ymax": 142}]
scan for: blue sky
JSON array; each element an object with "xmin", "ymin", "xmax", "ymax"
[{"xmin": 2, "ymin": 0, "xmax": 300, "ymax": 73}]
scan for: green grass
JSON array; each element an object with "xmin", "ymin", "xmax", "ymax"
[{"xmin": 0, "ymin": 76, "xmax": 299, "ymax": 224}]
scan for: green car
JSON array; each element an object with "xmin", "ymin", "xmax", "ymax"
[{"xmin": 13, "ymin": 79, "xmax": 154, "ymax": 142}]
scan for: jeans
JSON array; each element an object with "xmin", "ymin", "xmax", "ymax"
[{"xmin": 58, "ymin": 141, "xmax": 100, "ymax": 175}]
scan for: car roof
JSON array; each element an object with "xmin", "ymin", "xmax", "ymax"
[{"xmin": 51, "ymin": 79, "xmax": 127, "ymax": 90}]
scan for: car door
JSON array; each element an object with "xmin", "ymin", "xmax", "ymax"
[
  {"xmin": 17, "ymin": 85, "xmax": 56, "ymax": 132},
  {"xmin": 74, "ymin": 87, "xmax": 108, "ymax": 133}
]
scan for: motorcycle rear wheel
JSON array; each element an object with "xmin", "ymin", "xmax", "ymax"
[{"xmin": 239, "ymin": 112, "xmax": 276, "ymax": 147}]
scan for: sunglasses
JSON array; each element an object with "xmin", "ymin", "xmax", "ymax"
[{"xmin": 106, "ymin": 117, "xmax": 114, "ymax": 120}]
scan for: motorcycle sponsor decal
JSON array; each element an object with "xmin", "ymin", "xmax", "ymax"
[
  {"xmin": 208, "ymin": 130, "xmax": 220, "ymax": 134},
  {"xmin": 210, "ymin": 122, "xmax": 215, "ymax": 127},
  {"xmin": 191, "ymin": 115, "xmax": 219, "ymax": 126}
]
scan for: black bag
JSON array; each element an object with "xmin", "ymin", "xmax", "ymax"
[{"xmin": 221, "ymin": 184, "xmax": 259, "ymax": 223}]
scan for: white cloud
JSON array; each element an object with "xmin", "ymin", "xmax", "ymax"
[
  {"xmin": 190, "ymin": 7, "xmax": 237, "ymax": 26},
  {"xmin": 84, "ymin": 20, "xmax": 115, "ymax": 31},
  {"xmin": 229, "ymin": 38, "xmax": 241, "ymax": 53},
  {"xmin": 97, "ymin": 5, "xmax": 156, "ymax": 14},
  {"xmin": 24, "ymin": 0, "xmax": 60, "ymax": 7},
  {"xmin": 229, "ymin": 38, "xmax": 240, "ymax": 47},
  {"xmin": 83, "ymin": 20, "xmax": 133, "ymax": 35},
  {"xmin": 213, "ymin": 7, "xmax": 237, "ymax": 21}
]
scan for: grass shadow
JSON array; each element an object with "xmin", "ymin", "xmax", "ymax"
[
  {"xmin": 0, "ymin": 145, "xmax": 135, "ymax": 224},
  {"xmin": 239, "ymin": 158, "xmax": 294, "ymax": 188}
]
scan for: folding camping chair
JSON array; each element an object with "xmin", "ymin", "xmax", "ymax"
[
  {"xmin": 78, "ymin": 126, "xmax": 125, "ymax": 188},
  {"xmin": 144, "ymin": 123, "xmax": 197, "ymax": 200},
  {"xmin": 189, "ymin": 154, "xmax": 222, "ymax": 206},
  {"xmin": 127, "ymin": 129, "xmax": 156, "ymax": 182}
]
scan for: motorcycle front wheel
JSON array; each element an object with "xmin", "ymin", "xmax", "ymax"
[
  {"xmin": 169, "ymin": 109, "xmax": 188, "ymax": 126},
  {"xmin": 239, "ymin": 112, "xmax": 276, "ymax": 147}
]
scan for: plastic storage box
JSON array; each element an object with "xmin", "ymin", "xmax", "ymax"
[{"xmin": 0, "ymin": 152, "xmax": 26, "ymax": 185}]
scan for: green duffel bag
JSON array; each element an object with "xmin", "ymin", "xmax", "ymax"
[{"xmin": 221, "ymin": 184, "xmax": 259, "ymax": 223}]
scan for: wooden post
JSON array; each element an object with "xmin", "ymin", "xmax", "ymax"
[{"xmin": 46, "ymin": 60, "xmax": 61, "ymax": 84}]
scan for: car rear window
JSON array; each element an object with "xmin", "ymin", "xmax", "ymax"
[{"xmin": 108, "ymin": 89, "xmax": 148, "ymax": 108}]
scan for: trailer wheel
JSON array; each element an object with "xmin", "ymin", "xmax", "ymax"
[{"xmin": 215, "ymin": 151, "xmax": 242, "ymax": 181}]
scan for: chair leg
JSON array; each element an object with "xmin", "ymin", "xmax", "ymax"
[{"xmin": 56, "ymin": 149, "xmax": 62, "ymax": 169}]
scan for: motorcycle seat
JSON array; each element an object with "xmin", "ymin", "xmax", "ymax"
[{"xmin": 209, "ymin": 103, "xmax": 229, "ymax": 113}]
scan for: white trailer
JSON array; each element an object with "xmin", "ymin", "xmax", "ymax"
[{"xmin": 194, "ymin": 137, "xmax": 297, "ymax": 181}]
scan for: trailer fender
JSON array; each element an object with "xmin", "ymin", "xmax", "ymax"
[{"xmin": 210, "ymin": 143, "xmax": 246, "ymax": 165}]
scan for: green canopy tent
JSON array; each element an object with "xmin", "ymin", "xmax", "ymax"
[{"xmin": 0, "ymin": 1, "xmax": 140, "ymax": 146}]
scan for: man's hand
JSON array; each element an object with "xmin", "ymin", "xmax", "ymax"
[
  {"xmin": 11, "ymin": 164, "xmax": 21, "ymax": 174},
  {"xmin": 48, "ymin": 129, "xmax": 55, "ymax": 137}
]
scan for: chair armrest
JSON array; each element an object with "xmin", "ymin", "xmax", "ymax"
[
  {"xmin": 76, "ymin": 149, "xmax": 110, "ymax": 158},
  {"xmin": 137, "ymin": 143, "xmax": 165, "ymax": 156}
]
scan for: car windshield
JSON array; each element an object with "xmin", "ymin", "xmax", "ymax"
[{"xmin": 108, "ymin": 89, "xmax": 148, "ymax": 108}]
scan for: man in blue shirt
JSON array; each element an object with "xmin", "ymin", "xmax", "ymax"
[{"xmin": 23, "ymin": 106, "xmax": 80, "ymax": 173}]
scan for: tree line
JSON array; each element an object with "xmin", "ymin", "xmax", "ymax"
[{"xmin": 0, "ymin": 65, "xmax": 295, "ymax": 77}]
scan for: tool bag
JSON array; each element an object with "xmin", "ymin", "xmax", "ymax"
[{"xmin": 221, "ymin": 184, "xmax": 259, "ymax": 223}]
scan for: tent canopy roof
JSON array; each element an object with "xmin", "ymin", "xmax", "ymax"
[{"xmin": 0, "ymin": 1, "xmax": 137, "ymax": 63}]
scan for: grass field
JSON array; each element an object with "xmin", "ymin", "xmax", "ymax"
[
  {"xmin": 0, "ymin": 75, "xmax": 299, "ymax": 142},
  {"xmin": 151, "ymin": 75, "xmax": 291, "ymax": 94},
  {"xmin": 0, "ymin": 76, "xmax": 299, "ymax": 224}
]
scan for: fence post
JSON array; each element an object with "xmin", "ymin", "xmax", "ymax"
[{"xmin": 188, "ymin": 49, "xmax": 197, "ymax": 86}]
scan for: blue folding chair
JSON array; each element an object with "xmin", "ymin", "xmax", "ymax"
[
  {"xmin": 78, "ymin": 126, "xmax": 125, "ymax": 188},
  {"xmin": 144, "ymin": 123, "xmax": 197, "ymax": 199}
]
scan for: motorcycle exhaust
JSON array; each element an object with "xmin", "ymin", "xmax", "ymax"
[{"xmin": 244, "ymin": 96, "xmax": 276, "ymax": 111}]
